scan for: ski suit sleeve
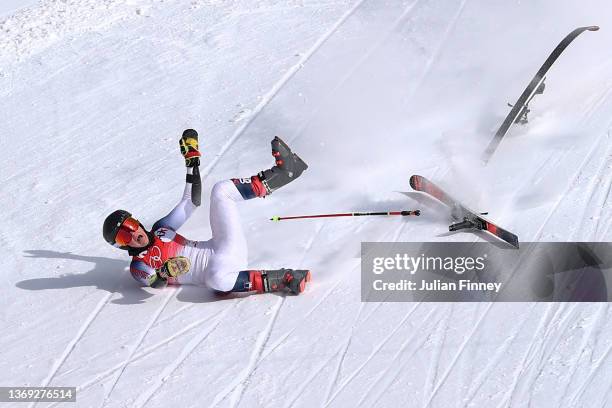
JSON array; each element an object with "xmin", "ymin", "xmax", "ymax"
[
  {"xmin": 152, "ymin": 167, "xmax": 200, "ymax": 231},
  {"xmin": 130, "ymin": 260, "xmax": 166, "ymax": 288}
]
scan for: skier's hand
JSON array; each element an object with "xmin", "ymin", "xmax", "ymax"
[
  {"xmin": 179, "ymin": 129, "xmax": 201, "ymax": 167},
  {"xmin": 157, "ymin": 256, "xmax": 191, "ymax": 279}
]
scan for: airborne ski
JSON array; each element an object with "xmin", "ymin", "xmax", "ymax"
[
  {"xmin": 409, "ymin": 175, "xmax": 519, "ymax": 248},
  {"xmin": 483, "ymin": 25, "xmax": 599, "ymax": 163}
]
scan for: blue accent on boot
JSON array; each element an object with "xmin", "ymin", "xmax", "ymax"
[
  {"xmin": 231, "ymin": 179, "xmax": 257, "ymax": 200},
  {"xmin": 231, "ymin": 270, "xmax": 252, "ymax": 292}
]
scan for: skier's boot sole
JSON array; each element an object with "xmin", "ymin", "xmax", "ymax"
[
  {"xmin": 299, "ymin": 270, "xmax": 312, "ymax": 294},
  {"xmin": 291, "ymin": 270, "xmax": 311, "ymax": 294}
]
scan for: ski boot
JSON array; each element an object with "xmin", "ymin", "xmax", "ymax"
[
  {"xmin": 232, "ymin": 136, "xmax": 308, "ymax": 199},
  {"xmin": 234, "ymin": 269, "xmax": 312, "ymax": 295}
]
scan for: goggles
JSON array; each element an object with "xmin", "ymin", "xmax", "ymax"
[{"xmin": 114, "ymin": 217, "xmax": 140, "ymax": 247}]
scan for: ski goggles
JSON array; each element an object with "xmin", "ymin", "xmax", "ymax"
[{"xmin": 114, "ymin": 217, "xmax": 140, "ymax": 247}]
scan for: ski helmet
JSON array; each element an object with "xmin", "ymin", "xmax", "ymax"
[{"xmin": 103, "ymin": 209, "xmax": 133, "ymax": 249}]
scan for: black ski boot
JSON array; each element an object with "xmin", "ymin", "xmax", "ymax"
[
  {"xmin": 246, "ymin": 269, "xmax": 312, "ymax": 295},
  {"xmin": 232, "ymin": 136, "xmax": 308, "ymax": 200},
  {"xmin": 259, "ymin": 136, "xmax": 308, "ymax": 195},
  {"xmin": 232, "ymin": 136, "xmax": 308, "ymax": 199}
]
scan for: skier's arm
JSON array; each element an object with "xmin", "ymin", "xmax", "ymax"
[
  {"xmin": 130, "ymin": 260, "xmax": 177, "ymax": 288},
  {"xmin": 152, "ymin": 166, "xmax": 201, "ymax": 231},
  {"xmin": 152, "ymin": 131, "xmax": 202, "ymax": 231}
]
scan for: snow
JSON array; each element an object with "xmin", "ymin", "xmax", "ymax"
[
  {"xmin": 0, "ymin": 0, "xmax": 39, "ymax": 18},
  {"xmin": 1, "ymin": 0, "xmax": 611, "ymax": 407}
]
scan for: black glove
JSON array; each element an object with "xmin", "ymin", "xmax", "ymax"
[{"xmin": 179, "ymin": 129, "xmax": 201, "ymax": 167}]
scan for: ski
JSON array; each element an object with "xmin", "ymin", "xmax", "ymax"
[
  {"xmin": 409, "ymin": 174, "xmax": 519, "ymax": 248},
  {"xmin": 483, "ymin": 25, "xmax": 599, "ymax": 163}
]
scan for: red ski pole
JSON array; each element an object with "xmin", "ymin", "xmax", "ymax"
[{"xmin": 270, "ymin": 210, "xmax": 420, "ymax": 221}]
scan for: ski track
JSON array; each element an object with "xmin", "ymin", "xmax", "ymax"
[
  {"xmin": 370, "ymin": 332, "xmax": 433, "ymax": 408},
  {"xmin": 322, "ymin": 302, "xmax": 366, "ymax": 406},
  {"xmin": 568, "ymin": 86, "xmax": 612, "ymax": 239},
  {"xmin": 514, "ymin": 147, "xmax": 570, "ymax": 197},
  {"xmin": 209, "ymin": 220, "xmax": 323, "ymax": 406},
  {"xmin": 52, "ymin": 311, "xmax": 220, "ymax": 406},
  {"xmin": 574, "ymin": 134, "xmax": 612, "ymax": 240},
  {"xmin": 404, "ymin": 0, "xmax": 469, "ymax": 106},
  {"xmin": 462, "ymin": 304, "xmax": 537, "ymax": 407},
  {"xmin": 100, "ymin": 286, "xmax": 180, "ymax": 408},
  {"xmin": 579, "ymin": 81, "xmax": 612, "ymax": 125},
  {"xmin": 529, "ymin": 128, "xmax": 609, "ymax": 241},
  {"xmin": 293, "ymin": 0, "xmax": 467, "ymax": 147},
  {"xmin": 596, "ymin": 203, "xmax": 612, "ymax": 241},
  {"xmin": 497, "ymin": 304, "xmax": 559, "ymax": 408},
  {"xmin": 210, "ymin": 297, "xmax": 284, "ymax": 408},
  {"xmin": 601, "ymin": 222, "xmax": 612, "ymax": 242},
  {"xmin": 283, "ymin": 343, "xmax": 344, "ymax": 408},
  {"xmin": 572, "ymin": 85, "xmax": 612, "ymax": 237},
  {"xmin": 523, "ymin": 303, "xmax": 582, "ymax": 405},
  {"xmin": 132, "ymin": 302, "xmax": 236, "ymax": 408},
  {"xmin": 324, "ymin": 302, "xmax": 423, "ymax": 407},
  {"xmin": 361, "ymin": 300, "xmax": 389, "ymax": 325},
  {"xmin": 320, "ymin": 253, "xmax": 415, "ymax": 406},
  {"xmin": 355, "ymin": 305, "xmax": 434, "ymax": 407},
  {"xmin": 199, "ymin": 0, "xmax": 368, "ymax": 179},
  {"xmin": 257, "ymin": 277, "xmax": 344, "ymax": 363},
  {"xmin": 297, "ymin": 222, "xmax": 324, "ymax": 268},
  {"xmin": 30, "ymin": 291, "xmax": 114, "ymax": 408},
  {"xmin": 594, "ymin": 169, "xmax": 612, "ymax": 240},
  {"xmin": 559, "ymin": 304, "xmax": 607, "ymax": 407},
  {"xmin": 584, "ymin": 131, "xmax": 612, "ymax": 240},
  {"xmin": 422, "ymin": 302, "xmax": 493, "ymax": 408},
  {"xmin": 421, "ymin": 304, "xmax": 452, "ymax": 408},
  {"xmin": 603, "ymin": 389, "xmax": 612, "ymax": 408},
  {"xmin": 503, "ymin": 303, "xmax": 582, "ymax": 407},
  {"xmin": 230, "ymin": 296, "xmax": 287, "ymax": 408},
  {"xmin": 292, "ymin": 0, "xmax": 424, "ymax": 142},
  {"xmin": 567, "ymin": 308, "xmax": 612, "ymax": 407},
  {"xmin": 154, "ymin": 302, "xmax": 194, "ymax": 326}
]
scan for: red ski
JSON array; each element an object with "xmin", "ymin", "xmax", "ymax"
[{"xmin": 410, "ymin": 175, "xmax": 519, "ymax": 248}]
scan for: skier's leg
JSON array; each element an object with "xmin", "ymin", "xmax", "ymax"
[
  {"xmin": 204, "ymin": 255, "xmax": 248, "ymax": 292},
  {"xmin": 208, "ymin": 180, "xmax": 249, "ymax": 256},
  {"xmin": 205, "ymin": 136, "xmax": 309, "ymax": 292},
  {"xmin": 205, "ymin": 181, "xmax": 312, "ymax": 293},
  {"xmin": 208, "ymin": 136, "xmax": 307, "ymax": 253}
]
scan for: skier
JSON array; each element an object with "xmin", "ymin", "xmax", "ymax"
[{"xmin": 102, "ymin": 130, "xmax": 311, "ymax": 295}]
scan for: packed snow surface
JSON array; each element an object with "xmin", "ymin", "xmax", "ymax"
[{"xmin": 1, "ymin": 0, "xmax": 611, "ymax": 407}]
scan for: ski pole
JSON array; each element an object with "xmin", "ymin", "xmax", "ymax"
[{"xmin": 270, "ymin": 210, "xmax": 420, "ymax": 221}]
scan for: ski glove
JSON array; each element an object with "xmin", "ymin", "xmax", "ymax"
[
  {"xmin": 179, "ymin": 131, "xmax": 201, "ymax": 167},
  {"xmin": 157, "ymin": 256, "xmax": 191, "ymax": 280}
]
